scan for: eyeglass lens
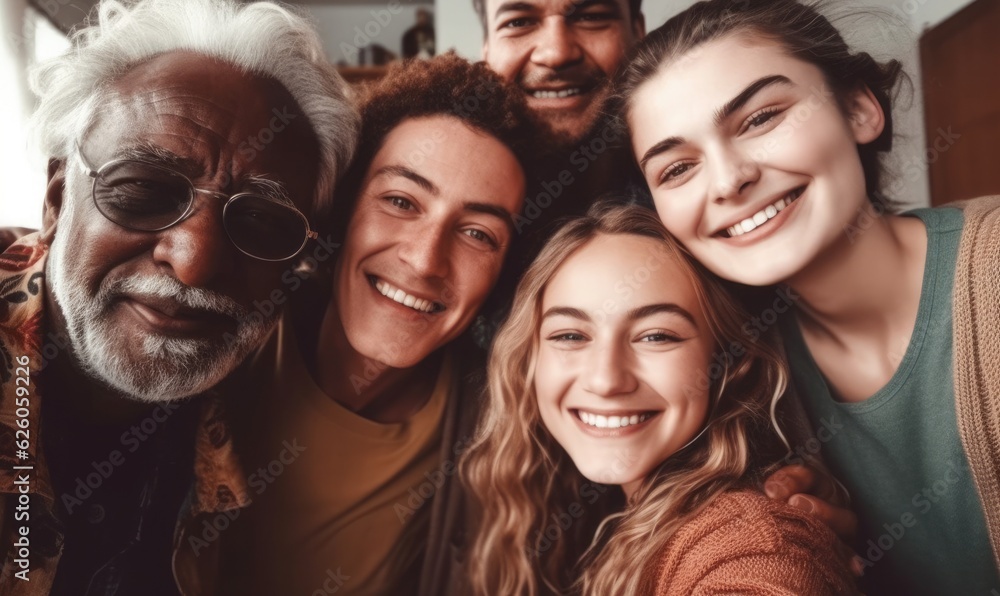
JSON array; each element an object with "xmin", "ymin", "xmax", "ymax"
[{"xmin": 94, "ymin": 160, "xmax": 309, "ymax": 260}]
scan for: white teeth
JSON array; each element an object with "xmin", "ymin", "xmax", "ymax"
[
  {"xmin": 726, "ymin": 190, "xmax": 802, "ymax": 238},
  {"xmin": 374, "ymin": 279, "xmax": 439, "ymax": 314},
  {"xmin": 576, "ymin": 410, "xmax": 653, "ymax": 430},
  {"xmin": 531, "ymin": 87, "xmax": 582, "ymax": 99}
]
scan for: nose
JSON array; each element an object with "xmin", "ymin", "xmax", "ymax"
[
  {"xmin": 582, "ymin": 339, "xmax": 638, "ymax": 398},
  {"xmin": 710, "ymin": 143, "xmax": 761, "ymax": 204},
  {"xmin": 151, "ymin": 200, "xmax": 233, "ymax": 288},
  {"xmin": 397, "ymin": 223, "xmax": 450, "ymax": 280},
  {"xmin": 530, "ymin": 18, "xmax": 583, "ymax": 69}
]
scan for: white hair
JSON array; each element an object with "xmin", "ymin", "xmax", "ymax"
[{"xmin": 29, "ymin": 0, "xmax": 358, "ymax": 219}]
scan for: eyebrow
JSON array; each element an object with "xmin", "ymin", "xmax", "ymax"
[
  {"xmin": 373, "ymin": 165, "xmax": 439, "ymax": 195},
  {"xmin": 119, "ymin": 143, "xmax": 295, "ymax": 207},
  {"xmin": 713, "ymin": 75, "xmax": 792, "ymax": 127},
  {"xmin": 626, "ymin": 303, "xmax": 696, "ymax": 327},
  {"xmin": 119, "ymin": 143, "xmax": 201, "ymax": 172},
  {"xmin": 465, "ymin": 201, "xmax": 516, "ymax": 232},
  {"xmin": 638, "ymin": 75, "xmax": 793, "ymax": 169},
  {"xmin": 245, "ymin": 176, "xmax": 295, "ymax": 207},
  {"xmin": 494, "ymin": 1, "xmax": 536, "ymax": 20},
  {"xmin": 541, "ymin": 302, "xmax": 697, "ymax": 326}
]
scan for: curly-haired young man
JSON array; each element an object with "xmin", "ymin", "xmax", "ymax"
[{"xmin": 178, "ymin": 54, "xmax": 533, "ymax": 596}]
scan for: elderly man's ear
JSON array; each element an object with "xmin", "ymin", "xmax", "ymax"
[{"xmin": 40, "ymin": 158, "xmax": 66, "ymax": 245}]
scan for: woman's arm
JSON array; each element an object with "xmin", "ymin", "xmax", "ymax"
[{"xmin": 652, "ymin": 491, "xmax": 858, "ymax": 596}]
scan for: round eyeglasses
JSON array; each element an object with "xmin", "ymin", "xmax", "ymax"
[{"xmin": 77, "ymin": 148, "xmax": 318, "ymax": 261}]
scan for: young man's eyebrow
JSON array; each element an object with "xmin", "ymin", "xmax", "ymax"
[
  {"xmin": 714, "ymin": 75, "xmax": 792, "ymax": 127},
  {"xmin": 626, "ymin": 303, "xmax": 697, "ymax": 327},
  {"xmin": 464, "ymin": 202, "xmax": 515, "ymax": 232},
  {"xmin": 371, "ymin": 165, "xmax": 439, "ymax": 195},
  {"xmin": 542, "ymin": 306, "xmax": 591, "ymax": 322}
]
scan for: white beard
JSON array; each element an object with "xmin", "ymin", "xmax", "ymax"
[{"xmin": 47, "ymin": 208, "xmax": 277, "ymax": 403}]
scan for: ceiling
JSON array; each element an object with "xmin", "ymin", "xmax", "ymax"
[{"xmin": 32, "ymin": 0, "xmax": 402, "ymax": 34}]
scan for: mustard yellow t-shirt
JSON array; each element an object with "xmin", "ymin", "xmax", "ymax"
[{"xmin": 244, "ymin": 319, "xmax": 450, "ymax": 595}]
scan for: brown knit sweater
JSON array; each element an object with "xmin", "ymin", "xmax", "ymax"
[
  {"xmin": 645, "ymin": 490, "xmax": 856, "ymax": 595},
  {"xmin": 952, "ymin": 195, "xmax": 1000, "ymax": 571}
]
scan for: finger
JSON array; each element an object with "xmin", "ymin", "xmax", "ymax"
[
  {"xmin": 765, "ymin": 464, "xmax": 842, "ymax": 503},
  {"xmin": 830, "ymin": 541, "xmax": 865, "ymax": 578},
  {"xmin": 764, "ymin": 464, "xmax": 817, "ymax": 501},
  {"xmin": 789, "ymin": 493, "xmax": 858, "ymax": 542}
]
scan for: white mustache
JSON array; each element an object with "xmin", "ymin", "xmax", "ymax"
[{"xmin": 101, "ymin": 275, "xmax": 250, "ymax": 320}]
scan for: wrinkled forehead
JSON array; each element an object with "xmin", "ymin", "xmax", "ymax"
[
  {"xmin": 84, "ymin": 51, "xmax": 316, "ymax": 169},
  {"xmin": 484, "ymin": 0, "xmax": 636, "ymax": 25}
]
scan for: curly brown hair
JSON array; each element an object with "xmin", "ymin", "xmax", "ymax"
[{"xmin": 326, "ymin": 53, "xmax": 534, "ymax": 239}]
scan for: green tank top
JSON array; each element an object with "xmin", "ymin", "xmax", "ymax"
[{"xmin": 781, "ymin": 207, "xmax": 999, "ymax": 595}]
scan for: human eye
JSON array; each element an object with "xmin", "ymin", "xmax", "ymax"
[
  {"xmin": 384, "ymin": 196, "xmax": 415, "ymax": 211},
  {"xmin": 742, "ymin": 107, "xmax": 782, "ymax": 133},
  {"xmin": 499, "ymin": 14, "xmax": 535, "ymax": 29},
  {"xmin": 547, "ymin": 331, "xmax": 588, "ymax": 343},
  {"xmin": 98, "ymin": 173, "xmax": 187, "ymax": 216},
  {"xmin": 637, "ymin": 329, "xmax": 684, "ymax": 344},
  {"xmin": 569, "ymin": 9, "xmax": 618, "ymax": 25},
  {"xmin": 463, "ymin": 227, "xmax": 500, "ymax": 250},
  {"xmin": 657, "ymin": 161, "xmax": 696, "ymax": 186}
]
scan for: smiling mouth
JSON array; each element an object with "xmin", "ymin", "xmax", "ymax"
[
  {"xmin": 573, "ymin": 408, "xmax": 658, "ymax": 429},
  {"xmin": 528, "ymin": 87, "xmax": 585, "ymax": 99},
  {"xmin": 721, "ymin": 186, "xmax": 805, "ymax": 238},
  {"xmin": 369, "ymin": 276, "xmax": 445, "ymax": 314}
]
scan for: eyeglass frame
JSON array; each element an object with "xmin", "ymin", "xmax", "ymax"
[{"xmin": 74, "ymin": 145, "xmax": 319, "ymax": 262}]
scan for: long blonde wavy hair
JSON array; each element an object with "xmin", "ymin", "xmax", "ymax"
[{"xmin": 461, "ymin": 202, "xmax": 792, "ymax": 595}]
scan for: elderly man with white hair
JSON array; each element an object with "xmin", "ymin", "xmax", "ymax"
[{"xmin": 0, "ymin": 0, "xmax": 357, "ymax": 593}]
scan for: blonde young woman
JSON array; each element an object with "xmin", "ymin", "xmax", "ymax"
[{"xmin": 462, "ymin": 202, "xmax": 855, "ymax": 595}]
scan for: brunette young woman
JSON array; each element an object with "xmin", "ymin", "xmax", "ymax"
[
  {"xmin": 462, "ymin": 202, "xmax": 856, "ymax": 595},
  {"xmin": 618, "ymin": 1, "xmax": 1000, "ymax": 593}
]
